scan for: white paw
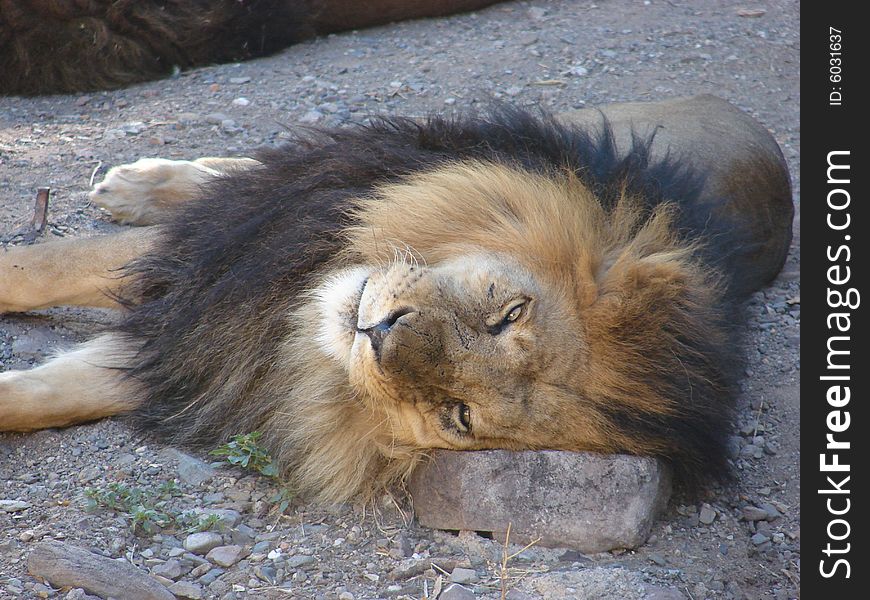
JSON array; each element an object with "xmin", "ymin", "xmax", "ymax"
[{"xmin": 89, "ymin": 158, "xmax": 219, "ymax": 225}]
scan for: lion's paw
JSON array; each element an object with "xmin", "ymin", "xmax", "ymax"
[{"xmin": 89, "ymin": 158, "xmax": 219, "ymax": 225}]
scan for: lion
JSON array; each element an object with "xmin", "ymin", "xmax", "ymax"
[
  {"xmin": 0, "ymin": 0, "xmax": 500, "ymax": 96},
  {"xmin": 0, "ymin": 96, "xmax": 793, "ymax": 502}
]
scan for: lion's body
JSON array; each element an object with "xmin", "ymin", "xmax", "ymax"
[{"xmin": 0, "ymin": 97, "xmax": 793, "ymax": 502}]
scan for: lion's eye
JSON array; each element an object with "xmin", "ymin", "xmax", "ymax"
[
  {"xmin": 485, "ymin": 299, "xmax": 529, "ymax": 335},
  {"xmin": 503, "ymin": 301, "xmax": 525, "ymax": 324},
  {"xmin": 454, "ymin": 403, "xmax": 472, "ymax": 433}
]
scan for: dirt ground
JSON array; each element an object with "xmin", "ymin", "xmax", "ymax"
[{"xmin": 1, "ymin": 1, "xmax": 799, "ymax": 599}]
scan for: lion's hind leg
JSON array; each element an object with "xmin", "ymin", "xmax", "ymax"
[{"xmin": 0, "ymin": 334, "xmax": 141, "ymax": 431}]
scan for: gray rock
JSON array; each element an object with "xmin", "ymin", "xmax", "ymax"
[
  {"xmin": 751, "ymin": 533, "xmax": 770, "ymax": 545},
  {"xmin": 168, "ymin": 581, "xmax": 204, "ymax": 599},
  {"xmin": 300, "ymin": 110, "xmax": 324, "ymax": 123},
  {"xmin": 0, "ymin": 500, "xmax": 31, "ymax": 512},
  {"xmin": 698, "ymin": 504, "xmax": 716, "ymax": 525},
  {"xmin": 27, "ymin": 540, "xmax": 174, "ymax": 600},
  {"xmin": 205, "ymin": 113, "xmax": 230, "ymax": 124},
  {"xmin": 206, "ymin": 544, "xmax": 244, "ymax": 567},
  {"xmin": 643, "ymin": 586, "xmax": 688, "ymax": 600},
  {"xmin": 151, "ymin": 558, "xmax": 183, "ymax": 580},
  {"xmin": 190, "ymin": 563, "xmax": 212, "ymax": 578},
  {"xmin": 198, "ymin": 568, "xmax": 225, "ymax": 585},
  {"xmin": 120, "ymin": 121, "xmax": 147, "ymax": 135},
  {"xmin": 409, "ymin": 450, "xmax": 671, "ymax": 551},
  {"xmin": 439, "ymin": 583, "xmax": 476, "ymax": 600},
  {"xmin": 760, "ymin": 502, "xmax": 782, "ymax": 520},
  {"xmin": 505, "ymin": 590, "xmax": 537, "ymax": 600},
  {"xmin": 187, "ymin": 507, "xmax": 242, "ymax": 529},
  {"xmin": 449, "ymin": 567, "xmax": 479, "ymax": 584},
  {"xmin": 255, "ymin": 565, "xmax": 278, "ymax": 584},
  {"xmin": 742, "ymin": 506, "xmax": 770, "ymax": 521},
  {"xmin": 63, "ymin": 589, "xmax": 102, "ymax": 600},
  {"xmin": 160, "ymin": 448, "xmax": 216, "ymax": 486},
  {"xmin": 285, "ymin": 554, "xmax": 316, "ymax": 569},
  {"xmin": 183, "ymin": 532, "xmax": 223, "ymax": 555}
]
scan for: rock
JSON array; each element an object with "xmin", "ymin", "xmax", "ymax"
[
  {"xmin": 0, "ymin": 500, "xmax": 31, "ymax": 512},
  {"xmin": 120, "ymin": 121, "xmax": 147, "ymax": 135},
  {"xmin": 644, "ymin": 586, "xmax": 688, "ymax": 599},
  {"xmin": 183, "ymin": 532, "xmax": 224, "ymax": 555},
  {"xmin": 160, "ymin": 448, "xmax": 216, "ymax": 486},
  {"xmin": 409, "ymin": 450, "xmax": 671, "ymax": 551},
  {"xmin": 229, "ymin": 77, "xmax": 251, "ymax": 84},
  {"xmin": 255, "ymin": 565, "xmax": 278, "ymax": 584},
  {"xmin": 449, "ymin": 567, "xmax": 479, "ymax": 584},
  {"xmin": 751, "ymin": 533, "xmax": 770, "ymax": 546},
  {"xmin": 27, "ymin": 540, "xmax": 175, "ymax": 600},
  {"xmin": 505, "ymin": 590, "xmax": 536, "ymax": 600},
  {"xmin": 300, "ymin": 110, "xmax": 324, "ymax": 123},
  {"xmin": 168, "ymin": 581, "xmax": 204, "ymax": 599},
  {"xmin": 206, "ymin": 545, "xmax": 244, "ymax": 567},
  {"xmin": 64, "ymin": 589, "xmax": 101, "ymax": 600},
  {"xmin": 759, "ymin": 502, "xmax": 782, "ymax": 520},
  {"xmin": 19, "ymin": 530, "xmax": 36, "ymax": 542},
  {"xmin": 151, "ymin": 559, "xmax": 183, "ymax": 580},
  {"xmin": 698, "ymin": 504, "xmax": 716, "ymax": 525},
  {"xmin": 220, "ymin": 119, "xmax": 239, "ymax": 133},
  {"xmin": 285, "ymin": 554, "xmax": 316, "ymax": 569},
  {"xmin": 198, "ymin": 568, "xmax": 225, "ymax": 585},
  {"xmin": 187, "ymin": 508, "xmax": 242, "ymax": 529},
  {"xmin": 205, "ymin": 113, "xmax": 230, "ymax": 124},
  {"xmin": 190, "ymin": 564, "xmax": 212, "ymax": 578},
  {"xmin": 742, "ymin": 506, "xmax": 770, "ymax": 521},
  {"xmin": 338, "ymin": 592, "xmax": 355, "ymax": 600},
  {"xmin": 439, "ymin": 583, "xmax": 476, "ymax": 600}
]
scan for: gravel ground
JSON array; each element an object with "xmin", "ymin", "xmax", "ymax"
[{"xmin": 0, "ymin": 1, "xmax": 800, "ymax": 599}]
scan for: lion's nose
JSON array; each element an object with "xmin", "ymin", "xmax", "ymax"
[{"xmin": 358, "ymin": 307, "xmax": 415, "ymax": 355}]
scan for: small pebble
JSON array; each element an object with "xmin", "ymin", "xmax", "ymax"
[{"xmin": 699, "ymin": 504, "xmax": 716, "ymax": 525}]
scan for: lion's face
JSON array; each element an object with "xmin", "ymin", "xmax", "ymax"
[{"xmin": 315, "ymin": 252, "xmax": 598, "ymax": 453}]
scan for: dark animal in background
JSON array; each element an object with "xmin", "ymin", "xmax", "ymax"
[{"xmin": 0, "ymin": 0, "xmax": 500, "ymax": 95}]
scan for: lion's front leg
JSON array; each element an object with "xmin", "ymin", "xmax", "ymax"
[
  {"xmin": 0, "ymin": 228, "xmax": 157, "ymax": 313},
  {"xmin": 0, "ymin": 334, "xmax": 141, "ymax": 431},
  {"xmin": 89, "ymin": 157, "xmax": 260, "ymax": 225}
]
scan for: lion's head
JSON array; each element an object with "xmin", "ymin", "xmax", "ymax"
[{"xmin": 318, "ymin": 253, "xmax": 593, "ymax": 453}]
